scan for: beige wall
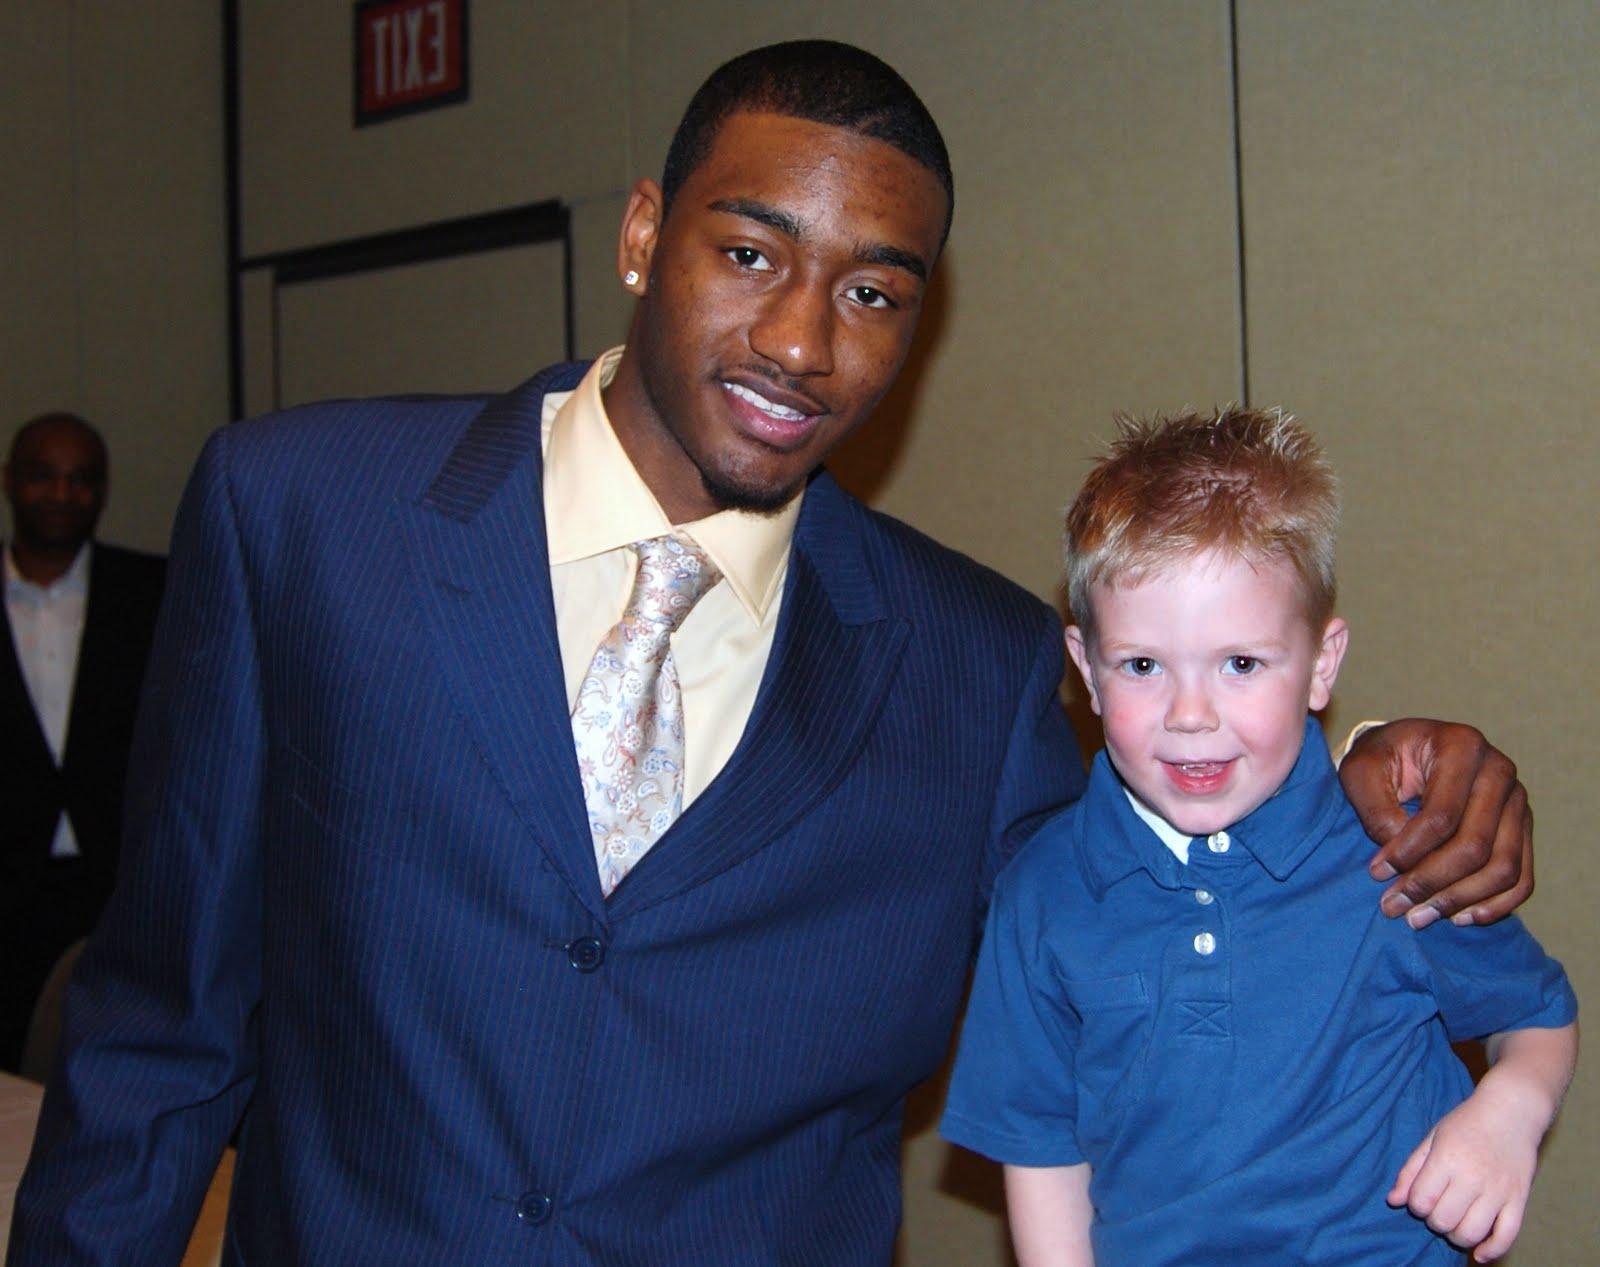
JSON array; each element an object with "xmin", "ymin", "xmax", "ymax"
[
  {"xmin": 1, "ymin": 1, "xmax": 226, "ymax": 554},
  {"xmin": 1237, "ymin": 6, "xmax": 1599, "ymax": 1258},
  {"xmin": 7, "ymin": 1, "xmax": 1594, "ymax": 1261}
]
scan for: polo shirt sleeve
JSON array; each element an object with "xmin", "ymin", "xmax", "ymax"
[
  {"xmin": 940, "ymin": 865, "xmax": 1086, "ymax": 1167},
  {"xmin": 1416, "ymin": 913, "xmax": 1577, "ymax": 1044}
]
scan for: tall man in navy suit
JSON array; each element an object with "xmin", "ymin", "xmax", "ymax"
[
  {"xmin": 1, "ymin": 414, "xmax": 164, "ymax": 1073},
  {"xmin": 14, "ymin": 41, "xmax": 1532, "ymax": 1265}
]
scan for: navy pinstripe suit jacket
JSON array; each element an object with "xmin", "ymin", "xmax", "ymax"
[{"xmin": 11, "ymin": 363, "xmax": 1085, "ymax": 1266}]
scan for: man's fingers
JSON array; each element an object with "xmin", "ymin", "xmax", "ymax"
[
  {"xmin": 1340, "ymin": 720, "xmax": 1428, "ymax": 859},
  {"xmin": 1453, "ymin": 805, "xmax": 1534, "ymax": 927},
  {"xmin": 1343, "ymin": 719, "xmax": 1532, "ymax": 923},
  {"xmin": 1371, "ymin": 732, "xmax": 1511, "ymax": 875},
  {"xmin": 1381, "ymin": 782, "xmax": 1529, "ymax": 925}
]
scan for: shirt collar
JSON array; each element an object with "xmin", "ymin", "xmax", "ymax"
[
  {"xmin": 1077, "ymin": 717, "xmax": 1346, "ymax": 899},
  {"xmin": 4, "ymin": 540, "xmax": 91, "ymax": 599},
  {"xmin": 541, "ymin": 347, "xmax": 802, "ymax": 624}
]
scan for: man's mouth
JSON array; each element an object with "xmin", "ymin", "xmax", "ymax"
[
  {"xmin": 719, "ymin": 379, "xmax": 826, "ymax": 451},
  {"xmin": 724, "ymin": 381, "xmax": 808, "ymax": 422}
]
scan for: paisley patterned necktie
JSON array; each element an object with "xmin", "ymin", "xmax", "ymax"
[{"xmin": 571, "ymin": 534, "xmax": 722, "ymax": 897}]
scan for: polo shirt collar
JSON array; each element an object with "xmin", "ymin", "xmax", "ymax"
[
  {"xmin": 1077, "ymin": 717, "xmax": 1345, "ymax": 898},
  {"xmin": 542, "ymin": 347, "xmax": 801, "ymax": 624}
]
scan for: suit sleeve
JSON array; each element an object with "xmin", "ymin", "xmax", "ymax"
[
  {"xmin": 9, "ymin": 428, "xmax": 266, "ymax": 1265},
  {"xmin": 977, "ymin": 611, "xmax": 1086, "ymax": 928}
]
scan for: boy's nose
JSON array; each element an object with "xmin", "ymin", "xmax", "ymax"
[{"xmin": 1165, "ymin": 683, "xmax": 1219, "ymax": 733}]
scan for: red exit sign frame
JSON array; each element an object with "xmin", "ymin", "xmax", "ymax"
[{"xmin": 354, "ymin": 0, "xmax": 469, "ymax": 126}]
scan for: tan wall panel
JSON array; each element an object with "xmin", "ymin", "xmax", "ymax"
[
  {"xmin": 71, "ymin": 2, "xmax": 228, "ymax": 552},
  {"xmin": 1239, "ymin": 5, "xmax": 1598, "ymax": 1262},
  {"xmin": 0, "ymin": 2, "xmax": 78, "ymax": 424},
  {"xmin": 276, "ymin": 243, "xmax": 567, "ymax": 407},
  {"xmin": 571, "ymin": 191, "xmax": 634, "ymax": 357},
  {"xmin": 239, "ymin": 267, "xmax": 277, "ymax": 419},
  {"xmin": 240, "ymin": 0, "xmax": 629, "ymax": 257},
  {"xmin": 2, "ymin": 1, "xmax": 225, "ymax": 554}
]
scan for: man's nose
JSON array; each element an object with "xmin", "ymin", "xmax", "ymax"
[{"xmin": 749, "ymin": 276, "xmax": 835, "ymax": 377}]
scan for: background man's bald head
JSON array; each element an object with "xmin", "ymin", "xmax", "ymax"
[{"xmin": 9, "ymin": 412, "xmax": 107, "ymax": 470}]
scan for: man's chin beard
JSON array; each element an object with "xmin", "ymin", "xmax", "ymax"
[{"xmin": 698, "ymin": 467, "xmax": 803, "ymax": 518}]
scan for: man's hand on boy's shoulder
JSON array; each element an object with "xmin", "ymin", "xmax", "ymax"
[{"xmin": 1338, "ymin": 719, "xmax": 1532, "ymax": 929}]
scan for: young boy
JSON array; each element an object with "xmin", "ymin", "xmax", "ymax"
[{"xmin": 940, "ymin": 410, "xmax": 1577, "ymax": 1265}]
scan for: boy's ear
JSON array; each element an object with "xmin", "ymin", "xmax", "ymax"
[
  {"xmin": 1064, "ymin": 626, "xmax": 1102, "ymax": 717},
  {"xmin": 1307, "ymin": 616, "xmax": 1349, "ymax": 712},
  {"xmin": 617, "ymin": 178, "xmax": 664, "ymax": 295}
]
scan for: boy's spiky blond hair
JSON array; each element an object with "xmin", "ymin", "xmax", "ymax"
[{"xmin": 1065, "ymin": 407, "xmax": 1340, "ymax": 640}]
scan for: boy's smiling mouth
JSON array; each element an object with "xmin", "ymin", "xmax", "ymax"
[{"xmin": 1162, "ymin": 759, "xmax": 1236, "ymax": 795}]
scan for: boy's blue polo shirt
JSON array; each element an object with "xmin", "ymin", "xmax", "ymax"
[{"xmin": 942, "ymin": 719, "xmax": 1575, "ymax": 1265}]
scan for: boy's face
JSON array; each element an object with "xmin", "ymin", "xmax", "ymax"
[{"xmin": 1065, "ymin": 550, "xmax": 1348, "ymax": 836}]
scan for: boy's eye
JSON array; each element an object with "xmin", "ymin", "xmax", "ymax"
[
  {"xmin": 1124, "ymin": 657, "xmax": 1159, "ymax": 677},
  {"xmin": 1223, "ymin": 655, "xmax": 1260, "ymax": 675},
  {"xmin": 848, "ymin": 285, "xmax": 893, "ymax": 309},
  {"xmin": 727, "ymin": 246, "xmax": 772, "ymax": 271}
]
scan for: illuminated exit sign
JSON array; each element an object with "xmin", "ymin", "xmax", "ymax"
[{"xmin": 355, "ymin": 0, "xmax": 469, "ymax": 125}]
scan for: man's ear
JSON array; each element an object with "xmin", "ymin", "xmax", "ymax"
[
  {"xmin": 618, "ymin": 178, "xmax": 665, "ymax": 295},
  {"xmin": 1308, "ymin": 616, "xmax": 1349, "ymax": 712},
  {"xmin": 1064, "ymin": 625, "xmax": 1102, "ymax": 717}
]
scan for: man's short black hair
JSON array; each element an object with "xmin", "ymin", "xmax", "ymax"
[{"xmin": 661, "ymin": 40, "xmax": 954, "ymax": 248}]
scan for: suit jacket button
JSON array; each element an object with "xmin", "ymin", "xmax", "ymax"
[
  {"xmin": 566, "ymin": 936, "xmax": 605, "ymax": 972},
  {"xmin": 516, "ymin": 1190, "xmax": 553, "ymax": 1225}
]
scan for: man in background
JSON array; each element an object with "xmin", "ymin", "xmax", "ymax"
[{"xmin": 1, "ymin": 413, "xmax": 165, "ymax": 1073}]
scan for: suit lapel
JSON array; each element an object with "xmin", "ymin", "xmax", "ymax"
[
  {"xmin": 609, "ymin": 474, "xmax": 908, "ymax": 918},
  {"xmin": 0, "ymin": 574, "xmax": 64, "ymax": 769},
  {"xmin": 394, "ymin": 363, "xmax": 609, "ymax": 925},
  {"xmin": 65, "ymin": 545, "xmax": 127, "ymax": 756}
]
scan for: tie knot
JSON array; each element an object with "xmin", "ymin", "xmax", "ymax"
[{"xmin": 627, "ymin": 534, "xmax": 722, "ymax": 636}]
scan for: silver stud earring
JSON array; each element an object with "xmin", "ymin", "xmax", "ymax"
[{"xmin": 623, "ymin": 269, "xmax": 640, "ymax": 287}]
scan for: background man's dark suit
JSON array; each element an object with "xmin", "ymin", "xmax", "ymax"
[{"xmin": 1, "ymin": 542, "xmax": 165, "ymax": 1070}]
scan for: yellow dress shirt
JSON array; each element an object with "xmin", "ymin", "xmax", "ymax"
[{"xmin": 541, "ymin": 348, "xmax": 802, "ymax": 806}]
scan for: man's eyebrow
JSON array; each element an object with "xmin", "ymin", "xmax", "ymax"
[
  {"xmin": 707, "ymin": 198, "xmax": 929, "ymax": 283},
  {"xmin": 708, "ymin": 198, "xmax": 803, "ymax": 240},
  {"xmin": 854, "ymin": 242, "xmax": 927, "ymax": 282}
]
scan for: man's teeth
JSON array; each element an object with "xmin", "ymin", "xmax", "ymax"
[{"xmin": 726, "ymin": 382, "xmax": 807, "ymax": 421}]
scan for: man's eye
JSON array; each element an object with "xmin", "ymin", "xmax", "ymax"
[
  {"xmin": 848, "ymin": 285, "xmax": 892, "ymax": 309},
  {"xmin": 1124, "ymin": 657, "xmax": 1159, "ymax": 677},
  {"xmin": 1223, "ymin": 655, "xmax": 1260, "ymax": 675},
  {"xmin": 727, "ymin": 246, "xmax": 772, "ymax": 271}
]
